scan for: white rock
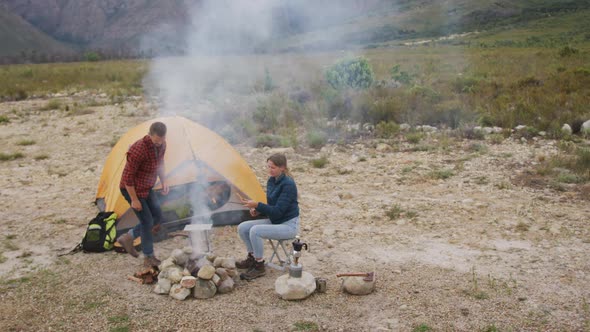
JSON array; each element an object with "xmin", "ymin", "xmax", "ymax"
[
  {"xmin": 197, "ymin": 265, "xmax": 216, "ymax": 280},
  {"xmin": 515, "ymin": 125, "xmax": 527, "ymax": 131},
  {"xmin": 562, "ymin": 124, "xmax": 572, "ymax": 134},
  {"xmin": 400, "ymin": 123, "xmax": 411, "ymax": 131},
  {"xmin": 275, "ymin": 271, "xmax": 317, "ymax": 300},
  {"xmin": 582, "ymin": 120, "xmax": 590, "ymax": 135},
  {"xmin": 153, "ymin": 278, "xmax": 171, "ymax": 294},
  {"xmin": 342, "ymin": 276, "xmax": 375, "ymax": 295},
  {"xmin": 162, "ymin": 266, "xmax": 184, "ymax": 283},
  {"xmin": 160, "ymin": 257, "xmax": 176, "ymax": 270},
  {"xmin": 169, "ymin": 284, "xmax": 191, "ymax": 300},
  {"xmin": 180, "ymin": 276, "xmax": 197, "ymax": 289}
]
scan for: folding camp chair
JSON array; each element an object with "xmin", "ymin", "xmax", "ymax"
[{"xmin": 266, "ymin": 238, "xmax": 293, "ymax": 271}]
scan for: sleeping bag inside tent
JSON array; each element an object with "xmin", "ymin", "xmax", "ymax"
[{"xmin": 95, "ymin": 116, "xmax": 266, "ymax": 237}]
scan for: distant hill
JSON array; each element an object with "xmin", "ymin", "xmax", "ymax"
[
  {"xmin": 0, "ymin": 0, "xmax": 588, "ymax": 63},
  {"xmin": 0, "ymin": 7, "xmax": 75, "ymax": 62}
]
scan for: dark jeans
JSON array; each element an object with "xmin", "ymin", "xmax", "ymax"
[{"xmin": 120, "ymin": 188, "xmax": 163, "ymax": 257}]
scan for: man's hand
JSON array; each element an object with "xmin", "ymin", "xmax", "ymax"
[
  {"xmin": 161, "ymin": 181, "xmax": 169, "ymax": 196},
  {"xmin": 249, "ymin": 208, "xmax": 259, "ymax": 217},
  {"xmin": 131, "ymin": 199, "xmax": 142, "ymax": 211}
]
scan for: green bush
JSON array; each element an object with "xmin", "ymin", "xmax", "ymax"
[
  {"xmin": 390, "ymin": 65, "xmax": 412, "ymax": 85},
  {"xmin": 0, "ymin": 152, "xmax": 24, "ymax": 161},
  {"xmin": 310, "ymin": 156, "xmax": 328, "ymax": 168},
  {"xmin": 0, "ymin": 115, "xmax": 9, "ymax": 124},
  {"xmin": 559, "ymin": 46, "xmax": 579, "ymax": 57},
  {"xmin": 326, "ymin": 57, "xmax": 374, "ymax": 90},
  {"xmin": 307, "ymin": 130, "xmax": 328, "ymax": 149},
  {"xmin": 255, "ymin": 134, "xmax": 282, "ymax": 148},
  {"xmin": 375, "ymin": 121, "xmax": 400, "ymax": 138},
  {"xmin": 84, "ymin": 52, "xmax": 101, "ymax": 62}
]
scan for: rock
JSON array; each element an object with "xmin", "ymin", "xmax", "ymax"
[
  {"xmin": 153, "ymin": 278, "xmax": 172, "ymax": 294},
  {"xmin": 217, "ymin": 277, "xmax": 235, "ymax": 294},
  {"xmin": 212, "ymin": 273, "xmax": 221, "ymax": 286},
  {"xmin": 171, "ymin": 248, "xmax": 189, "ymax": 266},
  {"xmin": 342, "ymin": 276, "xmax": 375, "ymax": 295},
  {"xmin": 180, "ymin": 276, "xmax": 197, "ymax": 289},
  {"xmin": 515, "ymin": 125, "xmax": 527, "ymax": 131},
  {"xmin": 193, "ymin": 279, "xmax": 217, "ymax": 299},
  {"xmin": 160, "ymin": 257, "xmax": 176, "ymax": 270},
  {"xmin": 196, "ymin": 256, "xmax": 213, "ymax": 269},
  {"xmin": 400, "ymin": 123, "xmax": 411, "ymax": 131},
  {"xmin": 562, "ymin": 124, "xmax": 572, "ymax": 135},
  {"xmin": 376, "ymin": 143, "xmax": 392, "ymax": 152},
  {"xmin": 169, "ymin": 284, "xmax": 191, "ymax": 300},
  {"xmin": 215, "ymin": 268, "xmax": 228, "ymax": 280},
  {"xmin": 221, "ymin": 258, "xmax": 236, "ymax": 269},
  {"xmin": 161, "ymin": 266, "xmax": 184, "ymax": 283},
  {"xmin": 582, "ymin": 120, "xmax": 590, "ymax": 135},
  {"xmin": 197, "ymin": 265, "xmax": 216, "ymax": 280},
  {"xmin": 275, "ymin": 271, "xmax": 317, "ymax": 300}
]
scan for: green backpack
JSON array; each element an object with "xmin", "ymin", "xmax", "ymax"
[{"xmin": 81, "ymin": 212, "xmax": 118, "ymax": 252}]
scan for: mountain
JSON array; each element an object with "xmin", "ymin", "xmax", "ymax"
[
  {"xmin": 0, "ymin": 0, "xmax": 589, "ymax": 62},
  {"xmin": 0, "ymin": 6, "xmax": 75, "ymax": 61}
]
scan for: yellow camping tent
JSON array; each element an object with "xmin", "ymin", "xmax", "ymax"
[{"xmin": 95, "ymin": 116, "xmax": 265, "ymax": 233}]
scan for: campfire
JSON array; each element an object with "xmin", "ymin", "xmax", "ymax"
[{"xmin": 136, "ymin": 246, "xmax": 238, "ymax": 300}]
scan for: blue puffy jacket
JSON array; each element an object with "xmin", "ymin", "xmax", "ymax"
[{"xmin": 255, "ymin": 174, "xmax": 299, "ymax": 224}]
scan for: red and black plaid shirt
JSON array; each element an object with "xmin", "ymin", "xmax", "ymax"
[{"xmin": 119, "ymin": 135, "xmax": 166, "ymax": 198}]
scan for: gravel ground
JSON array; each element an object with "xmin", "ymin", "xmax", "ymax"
[{"xmin": 0, "ymin": 97, "xmax": 589, "ymax": 331}]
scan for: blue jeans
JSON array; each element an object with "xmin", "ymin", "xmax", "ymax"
[
  {"xmin": 120, "ymin": 188, "xmax": 163, "ymax": 257},
  {"xmin": 237, "ymin": 216, "xmax": 299, "ymax": 259}
]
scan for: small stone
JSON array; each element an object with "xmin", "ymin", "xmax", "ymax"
[
  {"xmin": 169, "ymin": 284, "xmax": 191, "ymax": 300},
  {"xmin": 217, "ymin": 277, "xmax": 235, "ymax": 294},
  {"xmin": 215, "ymin": 268, "xmax": 228, "ymax": 280},
  {"xmin": 193, "ymin": 279, "xmax": 217, "ymax": 299},
  {"xmin": 180, "ymin": 276, "xmax": 197, "ymax": 289},
  {"xmin": 198, "ymin": 265, "xmax": 216, "ymax": 280},
  {"xmin": 153, "ymin": 278, "xmax": 171, "ymax": 294},
  {"xmin": 342, "ymin": 276, "xmax": 375, "ymax": 295}
]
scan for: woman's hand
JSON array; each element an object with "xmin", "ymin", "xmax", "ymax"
[
  {"xmin": 249, "ymin": 208, "xmax": 259, "ymax": 217},
  {"xmin": 241, "ymin": 198, "xmax": 258, "ymax": 209}
]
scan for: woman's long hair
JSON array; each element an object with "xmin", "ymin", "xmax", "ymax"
[{"xmin": 267, "ymin": 153, "xmax": 293, "ymax": 178}]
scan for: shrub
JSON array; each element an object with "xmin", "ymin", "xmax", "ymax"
[
  {"xmin": 0, "ymin": 152, "xmax": 24, "ymax": 161},
  {"xmin": 559, "ymin": 46, "xmax": 579, "ymax": 57},
  {"xmin": 375, "ymin": 121, "xmax": 400, "ymax": 138},
  {"xmin": 264, "ymin": 68, "xmax": 275, "ymax": 92},
  {"xmin": 16, "ymin": 139, "xmax": 35, "ymax": 146},
  {"xmin": 0, "ymin": 115, "xmax": 9, "ymax": 124},
  {"xmin": 405, "ymin": 132, "xmax": 423, "ymax": 144},
  {"xmin": 84, "ymin": 52, "xmax": 101, "ymax": 62},
  {"xmin": 310, "ymin": 156, "xmax": 328, "ymax": 168},
  {"xmin": 390, "ymin": 65, "xmax": 412, "ymax": 85},
  {"xmin": 307, "ymin": 130, "xmax": 327, "ymax": 149},
  {"xmin": 40, "ymin": 99, "xmax": 62, "ymax": 111},
  {"xmin": 326, "ymin": 57, "xmax": 374, "ymax": 90},
  {"xmin": 255, "ymin": 134, "xmax": 281, "ymax": 148}
]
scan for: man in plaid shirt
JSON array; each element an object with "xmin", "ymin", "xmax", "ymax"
[{"xmin": 117, "ymin": 122, "xmax": 169, "ymax": 267}]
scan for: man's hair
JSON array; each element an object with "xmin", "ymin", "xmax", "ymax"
[{"xmin": 149, "ymin": 122, "xmax": 167, "ymax": 137}]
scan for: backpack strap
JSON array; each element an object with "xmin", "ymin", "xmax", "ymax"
[{"xmin": 58, "ymin": 243, "xmax": 83, "ymax": 256}]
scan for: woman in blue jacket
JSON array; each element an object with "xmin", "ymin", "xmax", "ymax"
[{"xmin": 237, "ymin": 153, "xmax": 299, "ymax": 280}]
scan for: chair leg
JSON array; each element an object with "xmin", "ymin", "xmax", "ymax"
[{"xmin": 266, "ymin": 239, "xmax": 293, "ymax": 271}]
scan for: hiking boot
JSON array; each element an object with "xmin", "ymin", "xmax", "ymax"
[
  {"xmin": 117, "ymin": 233, "xmax": 139, "ymax": 258},
  {"xmin": 235, "ymin": 253, "xmax": 255, "ymax": 270},
  {"xmin": 143, "ymin": 256, "xmax": 161, "ymax": 268},
  {"xmin": 240, "ymin": 260, "xmax": 266, "ymax": 281}
]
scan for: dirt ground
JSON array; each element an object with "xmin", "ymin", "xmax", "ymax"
[{"xmin": 0, "ymin": 97, "xmax": 589, "ymax": 332}]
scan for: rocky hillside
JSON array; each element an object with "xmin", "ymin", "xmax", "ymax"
[{"xmin": 1, "ymin": 0, "xmax": 588, "ymax": 61}]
